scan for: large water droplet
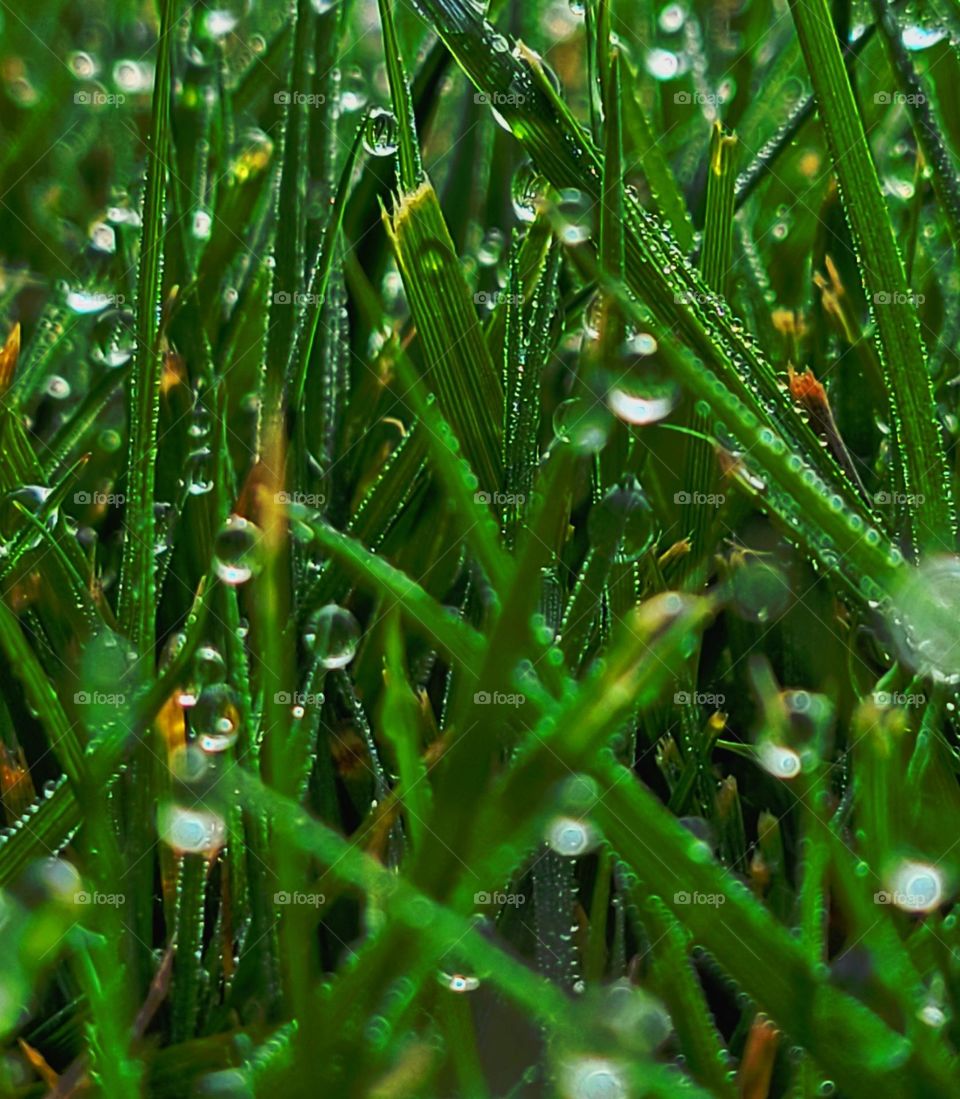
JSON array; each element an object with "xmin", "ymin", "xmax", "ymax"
[
  {"xmin": 193, "ymin": 683, "xmax": 240, "ymax": 753},
  {"xmin": 158, "ymin": 803, "xmax": 226, "ymax": 855},
  {"xmin": 304, "ymin": 604, "xmax": 361, "ymax": 668},
  {"xmin": 213, "ymin": 515, "xmax": 264, "ymax": 585},
  {"xmin": 363, "ymin": 107, "xmax": 399, "ymax": 157}
]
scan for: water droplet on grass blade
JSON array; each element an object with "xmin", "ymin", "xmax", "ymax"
[
  {"xmin": 92, "ymin": 308, "xmax": 136, "ymax": 367},
  {"xmin": 158, "ymin": 803, "xmax": 226, "ymax": 855},
  {"xmin": 512, "ymin": 162, "xmax": 546, "ymax": 223},
  {"xmin": 304, "ymin": 604, "xmax": 360, "ymax": 668},
  {"xmin": 214, "ymin": 515, "xmax": 263, "ymax": 585},
  {"xmin": 886, "ymin": 860, "xmax": 944, "ymax": 912},
  {"xmin": 560, "ymin": 1057, "xmax": 627, "ymax": 1099},
  {"xmin": 553, "ymin": 189, "xmax": 593, "ymax": 244},
  {"xmin": 607, "ymin": 373, "xmax": 679, "ymax": 425},
  {"xmin": 363, "ymin": 107, "xmax": 399, "ymax": 157},
  {"xmin": 758, "ymin": 741, "xmax": 802, "ymax": 779},
  {"xmin": 553, "ymin": 398, "xmax": 611, "ymax": 454},
  {"xmin": 547, "ymin": 816, "xmax": 597, "ymax": 856},
  {"xmin": 890, "ymin": 558, "xmax": 960, "ymax": 684},
  {"xmin": 193, "ymin": 684, "xmax": 240, "ymax": 753}
]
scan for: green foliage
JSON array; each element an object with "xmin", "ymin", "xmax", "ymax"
[{"xmin": 2, "ymin": 0, "xmax": 960, "ymax": 1096}]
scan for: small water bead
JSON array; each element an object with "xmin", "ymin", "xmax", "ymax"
[
  {"xmin": 158, "ymin": 803, "xmax": 226, "ymax": 855},
  {"xmin": 340, "ymin": 66, "xmax": 368, "ymax": 112},
  {"xmin": 304, "ymin": 604, "xmax": 361, "ymax": 668},
  {"xmin": 310, "ymin": 0, "xmax": 337, "ymax": 11},
  {"xmin": 69, "ymin": 51, "xmax": 98, "ymax": 79},
  {"xmin": 477, "ymin": 227, "xmax": 505, "ymax": 267},
  {"xmin": 645, "ymin": 48, "xmax": 681, "ymax": 80},
  {"xmin": 553, "ymin": 188, "xmax": 593, "ymax": 244},
  {"xmin": 192, "ymin": 208, "xmax": 213, "ymax": 240},
  {"xmin": 553, "ymin": 398, "xmax": 611, "ymax": 454},
  {"xmin": 45, "ymin": 375, "xmax": 71, "ymax": 400},
  {"xmin": 200, "ymin": 0, "xmax": 246, "ymax": 38},
  {"xmin": 194, "ymin": 645, "xmax": 227, "ymax": 687},
  {"xmin": 65, "ymin": 289, "xmax": 114, "ymax": 315},
  {"xmin": 886, "ymin": 859, "xmax": 944, "ymax": 913},
  {"xmin": 362, "ymin": 107, "xmax": 399, "ymax": 157},
  {"xmin": 113, "ymin": 59, "xmax": 153, "ymax": 94},
  {"xmin": 588, "ymin": 479, "xmax": 656, "ymax": 561},
  {"xmin": 730, "ymin": 560, "xmax": 791, "ymax": 623},
  {"xmin": 560, "ymin": 1057, "xmax": 627, "ymax": 1099},
  {"xmin": 902, "ymin": 24, "xmax": 948, "ymax": 50},
  {"xmin": 213, "ymin": 515, "xmax": 263, "ymax": 585},
  {"xmin": 89, "ymin": 222, "xmax": 116, "ymax": 254},
  {"xmin": 547, "ymin": 816, "xmax": 598, "ymax": 856},
  {"xmin": 193, "ymin": 683, "xmax": 240, "ymax": 753},
  {"xmin": 658, "ymin": 3, "xmax": 686, "ymax": 32},
  {"xmin": 441, "ymin": 972, "xmax": 480, "ymax": 992},
  {"xmin": 607, "ymin": 374, "xmax": 680, "ymax": 425},
  {"xmin": 511, "ymin": 162, "xmax": 547, "ymax": 224},
  {"xmin": 92, "ymin": 308, "xmax": 136, "ymax": 367},
  {"xmin": 757, "ymin": 741, "xmax": 802, "ymax": 779}
]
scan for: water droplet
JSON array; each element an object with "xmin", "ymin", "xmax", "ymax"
[
  {"xmin": 213, "ymin": 515, "xmax": 263, "ymax": 585},
  {"xmin": 65, "ymin": 289, "xmax": 114, "ymax": 314},
  {"xmin": 560, "ymin": 1057, "xmax": 627, "ymax": 1099},
  {"xmin": 192, "ymin": 208, "xmax": 213, "ymax": 240},
  {"xmin": 304, "ymin": 604, "xmax": 361, "ymax": 668},
  {"xmin": 158, "ymin": 803, "xmax": 226, "ymax": 855},
  {"xmin": 193, "ymin": 683, "xmax": 240, "ymax": 753},
  {"xmin": 890, "ymin": 557, "xmax": 960, "ymax": 684},
  {"xmin": 645, "ymin": 48, "xmax": 681, "ymax": 80},
  {"xmin": 92, "ymin": 308, "xmax": 136, "ymax": 367},
  {"xmin": 552, "ymin": 398, "xmax": 611, "ymax": 454},
  {"xmin": 658, "ymin": 3, "xmax": 686, "ymax": 32},
  {"xmin": 512, "ymin": 162, "xmax": 546, "ymax": 224},
  {"xmin": 547, "ymin": 816, "xmax": 597, "ymax": 856},
  {"xmin": 363, "ymin": 107, "xmax": 399, "ymax": 157},
  {"xmin": 902, "ymin": 24, "xmax": 947, "ymax": 50},
  {"xmin": 340, "ymin": 66, "xmax": 368, "ymax": 112},
  {"xmin": 885, "ymin": 859, "xmax": 944, "ymax": 913},
  {"xmin": 757, "ymin": 741, "xmax": 802, "ymax": 779},
  {"xmin": 607, "ymin": 374, "xmax": 679, "ymax": 425},
  {"xmin": 553, "ymin": 188, "xmax": 593, "ymax": 244}
]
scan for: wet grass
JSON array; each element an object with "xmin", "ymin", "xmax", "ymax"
[{"xmin": 1, "ymin": 0, "xmax": 960, "ymax": 1096}]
